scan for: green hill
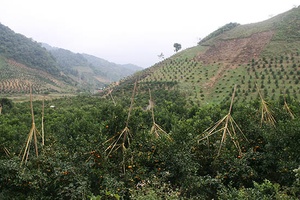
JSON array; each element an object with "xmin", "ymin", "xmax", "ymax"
[
  {"xmin": 111, "ymin": 6, "xmax": 300, "ymax": 105},
  {"xmin": 0, "ymin": 24, "xmax": 142, "ymax": 96},
  {"xmin": 0, "ymin": 24, "xmax": 60, "ymax": 75},
  {"xmin": 43, "ymin": 45, "xmax": 142, "ymax": 91}
]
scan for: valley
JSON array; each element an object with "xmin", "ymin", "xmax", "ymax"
[{"xmin": 0, "ymin": 6, "xmax": 300, "ymax": 200}]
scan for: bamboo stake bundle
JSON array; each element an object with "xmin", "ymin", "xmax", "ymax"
[
  {"xmin": 256, "ymin": 84, "xmax": 276, "ymax": 127},
  {"xmin": 198, "ymin": 85, "xmax": 248, "ymax": 157},
  {"xmin": 103, "ymin": 82, "xmax": 137, "ymax": 157},
  {"xmin": 283, "ymin": 95, "xmax": 295, "ymax": 119},
  {"xmin": 148, "ymin": 89, "xmax": 171, "ymax": 140},
  {"xmin": 20, "ymin": 85, "xmax": 40, "ymax": 165}
]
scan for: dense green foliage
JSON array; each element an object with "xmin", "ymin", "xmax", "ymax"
[{"xmin": 0, "ymin": 89, "xmax": 300, "ymax": 199}]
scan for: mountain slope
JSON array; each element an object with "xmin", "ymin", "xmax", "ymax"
[
  {"xmin": 0, "ymin": 23, "xmax": 59, "ymax": 75},
  {"xmin": 0, "ymin": 23, "xmax": 142, "ymax": 95},
  {"xmin": 111, "ymin": 6, "xmax": 300, "ymax": 104},
  {"xmin": 0, "ymin": 56, "xmax": 76, "ymax": 94},
  {"xmin": 82, "ymin": 53, "xmax": 142, "ymax": 82},
  {"xmin": 43, "ymin": 45, "xmax": 143, "ymax": 89},
  {"xmin": 0, "ymin": 23, "xmax": 77, "ymax": 94}
]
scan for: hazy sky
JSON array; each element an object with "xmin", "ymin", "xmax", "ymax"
[{"xmin": 0, "ymin": 0, "xmax": 298, "ymax": 68}]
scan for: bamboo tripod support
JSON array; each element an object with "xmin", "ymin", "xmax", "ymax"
[
  {"xmin": 148, "ymin": 89, "xmax": 171, "ymax": 140},
  {"xmin": 256, "ymin": 83, "xmax": 276, "ymax": 127},
  {"xmin": 20, "ymin": 85, "xmax": 40, "ymax": 165},
  {"xmin": 198, "ymin": 85, "xmax": 248, "ymax": 157},
  {"xmin": 104, "ymin": 82, "xmax": 137, "ymax": 157}
]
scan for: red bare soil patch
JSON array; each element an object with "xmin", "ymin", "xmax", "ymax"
[
  {"xmin": 198, "ymin": 31, "xmax": 274, "ymax": 89},
  {"xmin": 197, "ymin": 31, "xmax": 274, "ymax": 64}
]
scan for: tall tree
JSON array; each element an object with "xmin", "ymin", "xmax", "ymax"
[{"xmin": 173, "ymin": 43, "xmax": 182, "ymax": 52}]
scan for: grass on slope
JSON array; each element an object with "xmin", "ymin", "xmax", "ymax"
[{"xmin": 136, "ymin": 51, "xmax": 300, "ymax": 105}]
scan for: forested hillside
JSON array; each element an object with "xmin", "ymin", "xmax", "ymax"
[
  {"xmin": 43, "ymin": 44, "xmax": 142, "ymax": 85},
  {"xmin": 0, "ymin": 24, "xmax": 142, "ymax": 95},
  {"xmin": 0, "ymin": 23, "xmax": 59, "ymax": 75}
]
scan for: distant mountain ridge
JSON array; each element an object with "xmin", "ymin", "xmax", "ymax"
[
  {"xmin": 0, "ymin": 23, "xmax": 142, "ymax": 95},
  {"xmin": 42, "ymin": 43, "xmax": 143, "ymax": 81}
]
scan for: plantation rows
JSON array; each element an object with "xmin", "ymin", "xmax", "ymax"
[
  {"xmin": 139, "ymin": 52, "xmax": 300, "ymax": 104},
  {"xmin": 0, "ymin": 59, "xmax": 72, "ymax": 94},
  {"xmin": 0, "ymin": 79, "xmax": 32, "ymax": 93}
]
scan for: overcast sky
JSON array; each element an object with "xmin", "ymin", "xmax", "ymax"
[{"xmin": 0, "ymin": 0, "xmax": 298, "ymax": 68}]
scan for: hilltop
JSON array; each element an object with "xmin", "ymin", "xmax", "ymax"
[
  {"xmin": 111, "ymin": 6, "xmax": 300, "ymax": 105},
  {"xmin": 0, "ymin": 24, "xmax": 142, "ymax": 96}
]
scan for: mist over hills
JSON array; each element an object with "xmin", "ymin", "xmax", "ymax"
[{"xmin": 0, "ymin": 23, "xmax": 142, "ymax": 95}]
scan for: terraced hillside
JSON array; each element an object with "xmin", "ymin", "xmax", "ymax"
[
  {"xmin": 112, "ymin": 6, "xmax": 300, "ymax": 105},
  {"xmin": 0, "ymin": 57, "xmax": 76, "ymax": 94}
]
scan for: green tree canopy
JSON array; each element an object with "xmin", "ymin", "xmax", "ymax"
[{"xmin": 173, "ymin": 43, "xmax": 182, "ymax": 52}]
